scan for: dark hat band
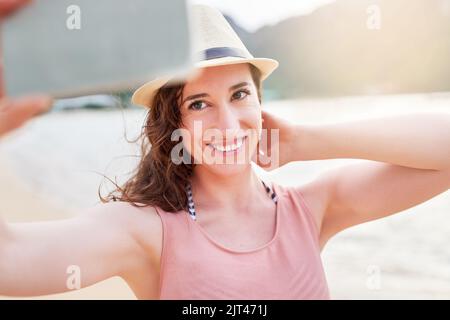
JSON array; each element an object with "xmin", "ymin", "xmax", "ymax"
[{"xmin": 199, "ymin": 46, "xmax": 251, "ymax": 61}]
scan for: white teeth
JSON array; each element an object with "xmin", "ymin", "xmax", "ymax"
[{"xmin": 210, "ymin": 137, "xmax": 245, "ymax": 152}]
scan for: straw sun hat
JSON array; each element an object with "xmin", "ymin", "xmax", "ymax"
[{"xmin": 131, "ymin": 4, "xmax": 279, "ymax": 108}]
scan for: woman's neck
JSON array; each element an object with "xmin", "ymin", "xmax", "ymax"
[{"xmin": 190, "ymin": 165, "xmax": 268, "ymax": 213}]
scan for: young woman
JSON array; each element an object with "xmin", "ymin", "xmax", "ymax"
[{"xmin": 1, "ymin": 4, "xmax": 449, "ymax": 299}]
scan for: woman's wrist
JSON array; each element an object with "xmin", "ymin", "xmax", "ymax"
[
  {"xmin": 287, "ymin": 123, "xmax": 333, "ymax": 162},
  {"xmin": 287, "ymin": 124, "xmax": 313, "ymax": 162}
]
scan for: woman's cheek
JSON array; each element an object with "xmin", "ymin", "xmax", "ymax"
[{"xmin": 181, "ymin": 122, "xmax": 205, "ymax": 164}]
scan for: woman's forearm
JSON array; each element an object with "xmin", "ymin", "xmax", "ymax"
[{"xmin": 292, "ymin": 113, "xmax": 450, "ymax": 170}]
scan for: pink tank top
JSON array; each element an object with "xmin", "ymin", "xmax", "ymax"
[{"xmin": 154, "ymin": 182, "xmax": 330, "ymax": 299}]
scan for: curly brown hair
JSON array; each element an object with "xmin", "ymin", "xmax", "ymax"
[{"xmin": 99, "ymin": 63, "xmax": 263, "ymax": 212}]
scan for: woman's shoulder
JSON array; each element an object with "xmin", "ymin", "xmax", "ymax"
[
  {"xmin": 84, "ymin": 201, "xmax": 163, "ymax": 251},
  {"xmin": 272, "ymin": 181, "xmax": 327, "ymax": 237},
  {"xmin": 84, "ymin": 201, "xmax": 160, "ymax": 225}
]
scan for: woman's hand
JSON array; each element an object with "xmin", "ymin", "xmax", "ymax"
[
  {"xmin": 0, "ymin": 0, "xmax": 53, "ymax": 138},
  {"xmin": 253, "ymin": 110, "xmax": 299, "ymax": 171},
  {"xmin": 0, "ymin": 96, "xmax": 53, "ymax": 137}
]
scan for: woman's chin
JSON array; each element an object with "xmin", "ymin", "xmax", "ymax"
[{"xmin": 200, "ymin": 161, "xmax": 251, "ymax": 176}]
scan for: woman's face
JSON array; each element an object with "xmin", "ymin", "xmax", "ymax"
[{"xmin": 179, "ymin": 63, "xmax": 261, "ymax": 176}]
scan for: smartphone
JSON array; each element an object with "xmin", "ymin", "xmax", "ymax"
[{"xmin": 2, "ymin": 0, "xmax": 194, "ymax": 98}]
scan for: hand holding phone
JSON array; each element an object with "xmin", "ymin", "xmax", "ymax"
[
  {"xmin": 2, "ymin": 0, "xmax": 193, "ymax": 99},
  {"xmin": 0, "ymin": 0, "xmax": 52, "ymax": 138},
  {"xmin": 0, "ymin": 0, "xmax": 193, "ymax": 137}
]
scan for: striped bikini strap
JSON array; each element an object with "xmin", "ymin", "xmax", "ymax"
[
  {"xmin": 185, "ymin": 180, "xmax": 278, "ymax": 221},
  {"xmin": 186, "ymin": 183, "xmax": 196, "ymax": 220},
  {"xmin": 261, "ymin": 180, "xmax": 279, "ymax": 204}
]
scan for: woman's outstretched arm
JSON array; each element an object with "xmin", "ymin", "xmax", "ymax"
[{"xmin": 0, "ymin": 202, "xmax": 160, "ymax": 297}]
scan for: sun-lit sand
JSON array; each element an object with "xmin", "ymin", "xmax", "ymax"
[{"xmin": 0, "ymin": 92, "xmax": 449, "ymax": 299}]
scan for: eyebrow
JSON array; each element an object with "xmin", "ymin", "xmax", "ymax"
[{"xmin": 182, "ymin": 81, "xmax": 250, "ymax": 105}]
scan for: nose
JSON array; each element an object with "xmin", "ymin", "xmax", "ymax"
[{"xmin": 215, "ymin": 103, "xmax": 240, "ymax": 131}]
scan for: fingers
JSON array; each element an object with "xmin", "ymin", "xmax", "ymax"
[
  {"xmin": 0, "ymin": 0, "xmax": 32, "ymax": 17},
  {"xmin": 0, "ymin": 1, "xmax": 52, "ymax": 137},
  {"xmin": 0, "ymin": 94, "xmax": 53, "ymax": 137},
  {"xmin": 261, "ymin": 109, "xmax": 278, "ymax": 129}
]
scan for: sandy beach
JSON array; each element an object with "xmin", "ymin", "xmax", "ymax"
[{"xmin": 0, "ymin": 92, "xmax": 449, "ymax": 299}]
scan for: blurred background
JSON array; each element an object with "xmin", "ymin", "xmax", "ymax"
[{"xmin": 1, "ymin": 0, "xmax": 449, "ymax": 299}]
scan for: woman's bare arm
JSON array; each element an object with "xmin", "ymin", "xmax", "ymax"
[
  {"xmin": 293, "ymin": 113, "xmax": 450, "ymax": 171},
  {"xmin": 0, "ymin": 201, "xmax": 159, "ymax": 297},
  {"xmin": 299, "ymin": 163, "xmax": 450, "ymax": 247},
  {"xmin": 260, "ymin": 111, "xmax": 450, "ymax": 247}
]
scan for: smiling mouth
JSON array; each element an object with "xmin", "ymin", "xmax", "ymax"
[{"xmin": 207, "ymin": 136, "xmax": 247, "ymax": 153}]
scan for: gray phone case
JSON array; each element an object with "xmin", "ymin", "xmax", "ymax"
[{"xmin": 2, "ymin": 0, "xmax": 193, "ymax": 98}]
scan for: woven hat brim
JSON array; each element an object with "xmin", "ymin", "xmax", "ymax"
[{"xmin": 131, "ymin": 57, "xmax": 278, "ymax": 108}]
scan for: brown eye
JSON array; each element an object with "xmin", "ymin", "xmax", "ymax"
[{"xmin": 232, "ymin": 89, "xmax": 250, "ymax": 101}]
